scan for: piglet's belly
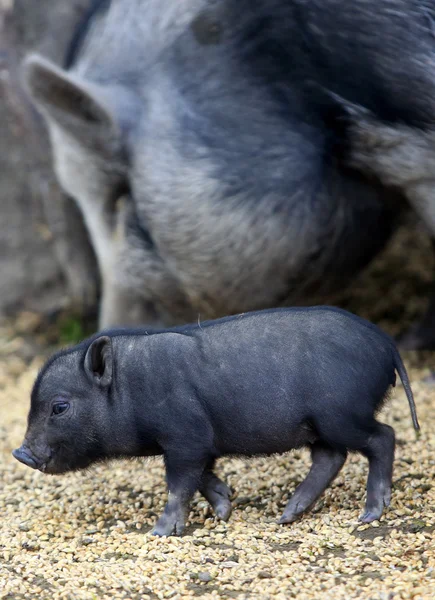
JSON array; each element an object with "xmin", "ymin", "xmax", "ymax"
[{"xmin": 214, "ymin": 421, "xmax": 317, "ymax": 457}]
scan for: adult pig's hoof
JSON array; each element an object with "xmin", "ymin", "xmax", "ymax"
[{"xmin": 396, "ymin": 322, "xmax": 435, "ymax": 351}]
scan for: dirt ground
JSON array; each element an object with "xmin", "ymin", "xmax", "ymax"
[{"xmin": 1, "ymin": 222, "xmax": 435, "ymax": 600}]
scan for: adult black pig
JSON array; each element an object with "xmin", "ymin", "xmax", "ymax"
[
  {"xmin": 20, "ymin": 0, "xmax": 435, "ymax": 348},
  {"xmin": 13, "ymin": 306, "xmax": 420, "ymax": 537}
]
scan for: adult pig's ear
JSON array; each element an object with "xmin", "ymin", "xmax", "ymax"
[
  {"xmin": 22, "ymin": 54, "xmax": 118, "ymax": 152},
  {"xmin": 84, "ymin": 336, "xmax": 113, "ymax": 388}
]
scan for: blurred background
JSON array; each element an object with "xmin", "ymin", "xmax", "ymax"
[{"xmin": 1, "ymin": 0, "xmax": 99, "ymax": 348}]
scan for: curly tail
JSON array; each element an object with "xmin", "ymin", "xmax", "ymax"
[{"xmin": 393, "ymin": 346, "xmax": 420, "ymax": 434}]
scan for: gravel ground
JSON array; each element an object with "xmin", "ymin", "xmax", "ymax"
[{"xmin": 1, "ymin": 223, "xmax": 435, "ymax": 600}]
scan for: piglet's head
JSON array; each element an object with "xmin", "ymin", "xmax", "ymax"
[{"xmin": 13, "ymin": 336, "xmax": 113, "ymax": 475}]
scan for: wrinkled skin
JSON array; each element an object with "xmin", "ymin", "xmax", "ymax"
[{"xmin": 13, "ymin": 307, "xmax": 419, "ymax": 536}]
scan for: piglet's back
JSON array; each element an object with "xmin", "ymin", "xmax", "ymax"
[
  {"xmin": 195, "ymin": 306, "xmax": 392, "ymax": 364},
  {"xmin": 189, "ymin": 306, "xmax": 396, "ymax": 412}
]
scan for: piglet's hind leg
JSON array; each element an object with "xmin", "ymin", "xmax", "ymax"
[
  {"xmin": 359, "ymin": 423, "xmax": 395, "ymax": 523},
  {"xmin": 279, "ymin": 442, "xmax": 347, "ymax": 524}
]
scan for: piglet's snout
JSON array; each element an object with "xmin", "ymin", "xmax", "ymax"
[
  {"xmin": 12, "ymin": 445, "xmax": 41, "ymax": 470},
  {"xmin": 12, "ymin": 440, "xmax": 52, "ymax": 471}
]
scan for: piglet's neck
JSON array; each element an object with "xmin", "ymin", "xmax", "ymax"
[{"xmin": 106, "ymin": 338, "xmax": 163, "ymax": 458}]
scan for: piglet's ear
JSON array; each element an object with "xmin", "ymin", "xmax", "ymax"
[{"xmin": 84, "ymin": 336, "xmax": 113, "ymax": 388}]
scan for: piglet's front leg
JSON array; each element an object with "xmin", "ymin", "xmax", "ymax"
[
  {"xmin": 200, "ymin": 468, "xmax": 233, "ymax": 521},
  {"xmin": 152, "ymin": 453, "xmax": 207, "ymax": 537}
]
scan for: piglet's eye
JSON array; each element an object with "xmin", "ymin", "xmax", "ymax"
[{"xmin": 52, "ymin": 402, "xmax": 70, "ymax": 416}]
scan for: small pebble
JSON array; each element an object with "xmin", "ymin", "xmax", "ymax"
[{"xmin": 258, "ymin": 571, "xmax": 273, "ymax": 579}]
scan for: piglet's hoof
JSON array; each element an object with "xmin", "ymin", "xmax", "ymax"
[
  {"xmin": 278, "ymin": 513, "xmax": 299, "ymax": 525},
  {"xmin": 200, "ymin": 472, "xmax": 233, "ymax": 521},
  {"xmin": 205, "ymin": 482, "xmax": 233, "ymax": 521},
  {"xmin": 152, "ymin": 514, "xmax": 185, "ymax": 537},
  {"xmin": 358, "ymin": 511, "xmax": 382, "ymax": 524},
  {"xmin": 215, "ymin": 499, "xmax": 232, "ymax": 521}
]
